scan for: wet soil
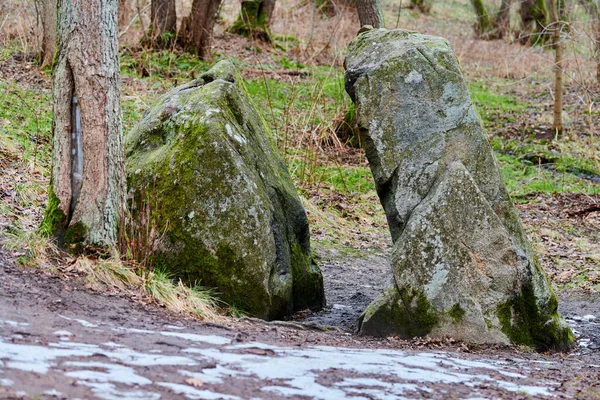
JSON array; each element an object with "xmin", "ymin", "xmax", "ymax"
[{"xmin": 298, "ymin": 246, "xmax": 392, "ymax": 331}]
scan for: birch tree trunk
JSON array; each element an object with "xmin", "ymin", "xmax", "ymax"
[
  {"xmin": 42, "ymin": 0, "xmax": 125, "ymax": 251},
  {"xmin": 148, "ymin": 0, "xmax": 177, "ymax": 48},
  {"xmin": 178, "ymin": 0, "xmax": 222, "ymax": 59},
  {"xmin": 39, "ymin": 0, "xmax": 57, "ymax": 67},
  {"xmin": 356, "ymin": 0, "xmax": 384, "ymax": 28},
  {"xmin": 548, "ymin": 0, "xmax": 563, "ymax": 134}
]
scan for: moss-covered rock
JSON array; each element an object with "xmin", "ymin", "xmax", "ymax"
[
  {"xmin": 126, "ymin": 60, "xmax": 325, "ymax": 320},
  {"xmin": 346, "ymin": 29, "xmax": 572, "ymax": 351}
]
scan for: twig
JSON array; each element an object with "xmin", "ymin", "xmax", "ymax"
[{"xmin": 119, "ymin": 3, "xmax": 151, "ymax": 38}]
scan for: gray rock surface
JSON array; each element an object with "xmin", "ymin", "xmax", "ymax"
[
  {"xmin": 344, "ymin": 28, "xmax": 572, "ymax": 350},
  {"xmin": 126, "ymin": 60, "xmax": 325, "ymax": 320}
]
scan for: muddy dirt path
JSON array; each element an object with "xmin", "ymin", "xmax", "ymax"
[{"xmin": 1, "ymin": 250, "xmax": 599, "ymax": 399}]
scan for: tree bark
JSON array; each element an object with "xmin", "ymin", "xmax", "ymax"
[
  {"xmin": 43, "ymin": 0, "xmax": 124, "ymax": 251},
  {"xmin": 519, "ymin": 0, "xmax": 550, "ymax": 45},
  {"xmin": 118, "ymin": 0, "xmax": 135, "ymax": 31},
  {"xmin": 410, "ymin": 0, "xmax": 431, "ymax": 14},
  {"xmin": 39, "ymin": 0, "xmax": 57, "ymax": 68},
  {"xmin": 356, "ymin": 0, "xmax": 384, "ymax": 28},
  {"xmin": 470, "ymin": 0, "xmax": 493, "ymax": 37},
  {"xmin": 148, "ymin": 0, "xmax": 177, "ymax": 48},
  {"xmin": 263, "ymin": 0, "xmax": 276, "ymax": 26},
  {"xmin": 492, "ymin": 0, "xmax": 512, "ymax": 38},
  {"xmin": 548, "ymin": 0, "xmax": 563, "ymax": 134},
  {"xmin": 178, "ymin": 0, "xmax": 223, "ymax": 59},
  {"xmin": 596, "ymin": 4, "xmax": 600, "ymax": 85},
  {"xmin": 228, "ymin": 0, "xmax": 273, "ymax": 42}
]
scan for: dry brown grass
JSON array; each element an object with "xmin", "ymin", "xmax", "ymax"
[{"xmin": 0, "ymin": 0, "xmax": 40, "ymax": 53}]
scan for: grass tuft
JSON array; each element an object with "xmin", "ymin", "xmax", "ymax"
[{"xmin": 144, "ymin": 270, "xmax": 219, "ymax": 320}]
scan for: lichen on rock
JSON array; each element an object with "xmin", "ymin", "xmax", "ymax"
[
  {"xmin": 125, "ymin": 60, "xmax": 325, "ymax": 320},
  {"xmin": 345, "ymin": 29, "xmax": 572, "ymax": 351}
]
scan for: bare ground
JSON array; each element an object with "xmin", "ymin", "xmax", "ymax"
[{"xmin": 1, "ymin": 248, "xmax": 600, "ymax": 400}]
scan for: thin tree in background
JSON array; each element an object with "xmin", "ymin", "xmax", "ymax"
[
  {"xmin": 178, "ymin": 0, "xmax": 223, "ymax": 59},
  {"xmin": 147, "ymin": 0, "xmax": 177, "ymax": 48},
  {"xmin": 356, "ymin": 0, "xmax": 384, "ymax": 28},
  {"xmin": 42, "ymin": 0, "xmax": 125, "ymax": 251},
  {"xmin": 548, "ymin": 0, "xmax": 563, "ymax": 134},
  {"xmin": 36, "ymin": 0, "xmax": 56, "ymax": 67},
  {"xmin": 593, "ymin": 0, "xmax": 600, "ymax": 85}
]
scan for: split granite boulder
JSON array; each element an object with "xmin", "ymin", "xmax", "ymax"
[
  {"xmin": 126, "ymin": 60, "xmax": 325, "ymax": 320},
  {"xmin": 345, "ymin": 28, "xmax": 573, "ymax": 350}
]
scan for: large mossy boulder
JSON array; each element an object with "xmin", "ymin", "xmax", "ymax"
[
  {"xmin": 126, "ymin": 60, "xmax": 325, "ymax": 320},
  {"xmin": 345, "ymin": 29, "xmax": 572, "ymax": 351}
]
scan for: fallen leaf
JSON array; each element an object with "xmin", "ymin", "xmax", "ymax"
[{"xmin": 184, "ymin": 377, "xmax": 203, "ymax": 388}]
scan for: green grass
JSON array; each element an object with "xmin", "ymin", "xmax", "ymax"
[
  {"xmin": 120, "ymin": 48, "xmax": 211, "ymax": 85},
  {"xmin": 469, "ymin": 81, "xmax": 527, "ymax": 126},
  {"xmin": 496, "ymin": 152, "xmax": 600, "ymax": 199},
  {"xmin": 0, "ymin": 82, "xmax": 53, "ymax": 170}
]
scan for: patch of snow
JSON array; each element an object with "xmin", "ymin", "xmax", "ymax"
[
  {"xmin": 43, "ymin": 389, "xmax": 62, "ymax": 396},
  {"xmin": 59, "ymin": 315, "xmax": 99, "ymax": 328},
  {"xmin": 0, "ymin": 320, "xmax": 29, "ymax": 327},
  {"xmin": 179, "ymin": 369, "xmax": 224, "ymax": 385},
  {"xmin": 582, "ymin": 314, "xmax": 596, "ymax": 322},
  {"xmin": 164, "ymin": 325, "xmax": 185, "ymax": 330},
  {"xmin": 65, "ymin": 361, "xmax": 152, "ymax": 385},
  {"xmin": 157, "ymin": 382, "xmax": 241, "ymax": 399},
  {"xmin": 160, "ymin": 331, "xmax": 231, "ymax": 345},
  {"xmin": 0, "ymin": 378, "xmax": 14, "ymax": 386},
  {"xmin": 78, "ymin": 381, "xmax": 160, "ymax": 400}
]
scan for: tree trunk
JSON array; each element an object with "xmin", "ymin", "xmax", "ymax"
[
  {"xmin": 596, "ymin": 4, "xmax": 600, "ymax": 85},
  {"xmin": 39, "ymin": 0, "xmax": 57, "ymax": 68},
  {"xmin": 178, "ymin": 0, "xmax": 223, "ymax": 59},
  {"xmin": 470, "ymin": 0, "xmax": 493, "ymax": 37},
  {"xmin": 410, "ymin": 0, "xmax": 431, "ymax": 14},
  {"xmin": 519, "ymin": 0, "xmax": 550, "ymax": 45},
  {"xmin": 228, "ymin": 0, "xmax": 273, "ymax": 42},
  {"xmin": 492, "ymin": 0, "xmax": 512, "ymax": 39},
  {"xmin": 42, "ymin": 0, "xmax": 124, "ymax": 251},
  {"xmin": 263, "ymin": 0, "xmax": 276, "ymax": 26},
  {"xmin": 148, "ymin": 0, "xmax": 177, "ymax": 48},
  {"xmin": 356, "ymin": 0, "xmax": 384, "ymax": 28},
  {"xmin": 118, "ymin": 0, "xmax": 135, "ymax": 31},
  {"xmin": 548, "ymin": 0, "xmax": 563, "ymax": 134}
]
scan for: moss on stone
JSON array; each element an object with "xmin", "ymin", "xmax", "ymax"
[
  {"xmin": 496, "ymin": 282, "xmax": 573, "ymax": 351},
  {"xmin": 360, "ymin": 284, "xmax": 438, "ymax": 338},
  {"xmin": 449, "ymin": 303, "xmax": 465, "ymax": 323},
  {"xmin": 125, "ymin": 60, "xmax": 324, "ymax": 320}
]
